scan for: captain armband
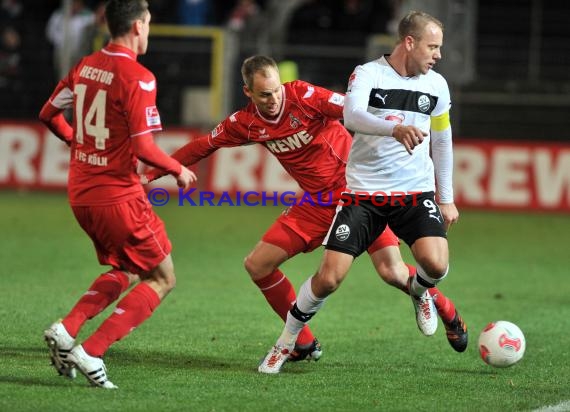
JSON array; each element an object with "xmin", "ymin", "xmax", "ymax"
[{"xmin": 431, "ymin": 111, "xmax": 450, "ymax": 132}]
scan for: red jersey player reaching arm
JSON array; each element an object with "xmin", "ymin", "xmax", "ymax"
[
  {"xmin": 39, "ymin": 0, "xmax": 195, "ymax": 389},
  {"xmin": 144, "ymin": 56, "xmax": 467, "ymax": 364}
]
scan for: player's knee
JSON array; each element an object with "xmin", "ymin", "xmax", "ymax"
[
  {"xmin": 164, "ymin": 272, "xmax": 176, "ymax": 291},
  {"xmin": 313, "ymin": 273, "xmax": 342, "ymax": 296},
  {"xmin": 125, "ymin": 272, "xmax": 139, "ymax": 286},
  {"xmin": 243, "ymin": 254, "xmax": 273, "ymax": 280},
  {"xmin": 151, "ymin": 269, "xmax": 176, "ymax": 295},
  {"xmin": 243, "ymin": 254, "xmax": 258, "ymax": 278},
  {"xmin": 418, "ymin": 259, "xmax": 448, "ymax": 279},
  {"xmin": 154, "ymin": 258, "xmax": 177, "ymax": 294}
]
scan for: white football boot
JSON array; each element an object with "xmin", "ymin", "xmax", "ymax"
[
  {"xmin": 44, "ymin": 321, "xmax": 77, "ymax": 378},
  {"xmin": 410, "ymin": 291, "xmax": 438, "ymax": 336},
  {"xmin": 67, "ymin": 345, "xmax": 118, "ymax": 389},
  {"xmin": 258, "ymin": 344, "xmax": 293, "ymax": 374}
]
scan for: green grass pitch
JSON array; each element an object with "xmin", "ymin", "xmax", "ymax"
[{"xmin": 0, "ymin": 191, "xmax": 569, "ymax": 411}]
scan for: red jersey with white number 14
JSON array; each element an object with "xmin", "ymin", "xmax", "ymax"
[{"xmin": 47, "ymin": 43, "xmax": 162, "ymax": 206}]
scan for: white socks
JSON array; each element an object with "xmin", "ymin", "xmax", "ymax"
[
  {"xmin": 278, "ymin": 277, "xmax": 326, "ymax": 348},
  {"xmin": 410, "ymin": 264, "xmax": 449, "ymax": 297}
]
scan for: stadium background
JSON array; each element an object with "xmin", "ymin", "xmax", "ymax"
[
  {"xmin": 1, "ymin": 0, "xmax": 568, "ymax": 212},
  {"xmin": 1, "ymin": 1, "xmax": 569, "ymax": 410}
]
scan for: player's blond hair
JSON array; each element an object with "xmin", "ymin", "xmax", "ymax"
[
  {"xmin": 397, "ymin": 11, "xmax": 444, "ymax": 43},
  {"xmin": 241, "ymin": 55, "xmax": 279, "ymax": 91}
]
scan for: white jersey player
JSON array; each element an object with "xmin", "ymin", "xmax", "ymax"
[
  {"xmin": 344, "ymin": 55, "xmax": 453, "ymax": 202},
  {"xmin": 259, "ymin": 10, "xmax": 462, "ymax": 374}
]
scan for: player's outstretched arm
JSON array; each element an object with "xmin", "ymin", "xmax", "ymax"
[
  {"xmin": 132, "ymin": 133, "xmax": 192, "ymax": 181},
  {"xmin": 142, "ymin": 134, "xmax": 216, "ymax": 183}
]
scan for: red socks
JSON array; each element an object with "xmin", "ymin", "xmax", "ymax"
[
  {"xmin": 62, "ymin": 270, "xmax": 130, "ymax": 338},
  {"xmin": 406, "ymin": 264, "xmax": 456, "ymax": 323},
  {"xmin": 254, "ymin": 270, "xmax": 315, "ymax": 346},
  {"xmin": 429, "ymin": 287, "xmax": 456, "ymax": 323},
  {"xmin": 83, "ymin": 282, "xmax": 160, "ymax": 357}
]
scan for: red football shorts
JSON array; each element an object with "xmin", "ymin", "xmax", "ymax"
[
  {"xmin": 262, "ymin": 203, "xmax": 399, "ymax": 257},
  {"xmin": 367, "ymin": 224, "xmax": 400, "ymax": 254},
  {"xmin": 72, "ymin": 195, "xmax": 172, "ymax": 274}
]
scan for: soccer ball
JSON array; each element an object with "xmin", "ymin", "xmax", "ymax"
[{"xmin": 478, "ymin": 321, "xmax": 526, "ymax": 368}]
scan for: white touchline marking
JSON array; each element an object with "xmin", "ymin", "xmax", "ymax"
[{"xmin": 532, "ymin": 400, "xmax": 570, "ymax": 412}]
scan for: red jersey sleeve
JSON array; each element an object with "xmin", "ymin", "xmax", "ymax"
[
  {"xmin": 145, "ymin": 134, "xmax": 215, "ymax": 182},
  {"xmin": 173, "ymin": 134, "xmax": 217, "ymax": 165},
  {"xmin": 289, "ymin": 80, "xmax": 345, "ymax": 120},
  {"xmin": 132, "ymin": 133, "xmax": 182, "ymax": 176},
  {"xmin": 38, "ymin": 72, "xmax": 75, "ymax": 145},
  {"xmin": 39, "ymin": 102, "xmax": 74, "ymax": 145},
  {"xmin": 125, "ymin": 73, "xmax": 162, "ymax": 137},
  {"xmin": 144, "ymin": 112, "xmax": 250, "ymax": 182}
]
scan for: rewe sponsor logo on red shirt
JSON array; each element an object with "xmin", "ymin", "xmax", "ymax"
[{"xmin": 265, "ymin": 130, "xmax": 314, "ymax": 154}]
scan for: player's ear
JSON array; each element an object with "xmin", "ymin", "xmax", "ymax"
[
  {"xmin": 243, "ymin": 85, "xmax": 252, "ymax": 98},
  {"xmin": 133, "ymin": 18, "xmax": 143, "ymax": 35},
  {"xmin": 405, "ymin": 35, "xmax": 415, "ymax": 51}
]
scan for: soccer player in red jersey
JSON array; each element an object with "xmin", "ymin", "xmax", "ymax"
[
  {"xmin": 144, "ymin": 55, "xmax": 467, "ymax": 362},
  {"xmin": 39, "ymin": 0, "xmax": 195, "ymax": 389}
]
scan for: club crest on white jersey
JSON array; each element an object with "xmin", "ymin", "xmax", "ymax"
[{"xmin": 418, "ymin": 95, "xmax": 431, "ymax": 112}]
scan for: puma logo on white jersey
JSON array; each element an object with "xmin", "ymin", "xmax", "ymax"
[{"xmin": 375, "ymin": 93, "xmax": 388, "ymax": 104}]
